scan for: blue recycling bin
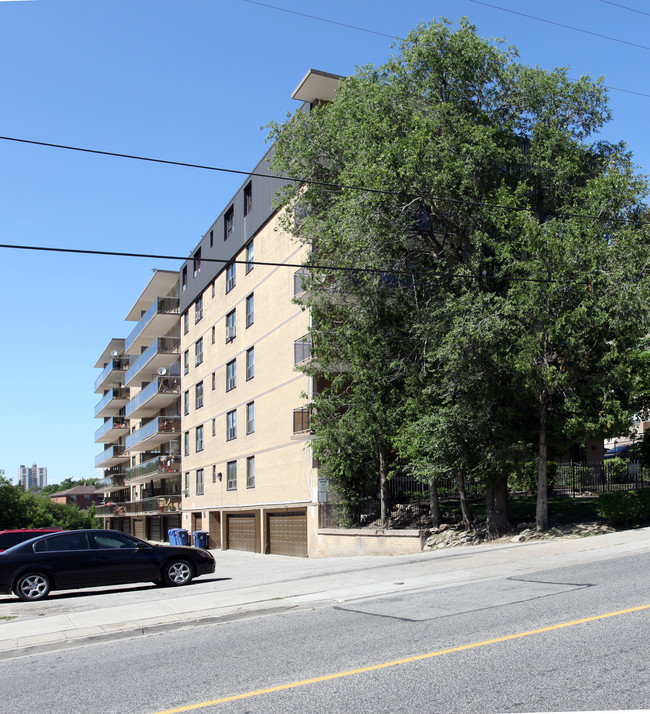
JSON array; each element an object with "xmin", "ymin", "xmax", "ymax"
[
  {"xmin": 192, "ymin": 531, "xmax": 209, "ymax": 549},
  {"xmin": 176, "ymin": 529, "xmax": 189, "ymax": 546},
  {"xmin": 167, "ymin": 528, "xmax": 179, "ymax": 545}
]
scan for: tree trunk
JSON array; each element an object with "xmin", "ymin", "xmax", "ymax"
[
  {"xmin": 379, "ymin": 450, "xmax": 389, "ymax": 528},
  {"xmin": 536, "ymin": 397, "xmax": 549, "ymax": 531},
  {"xmin": 429, "ymin": 480, "xmax": 441, "ymax": 527},
  {"xmin": 456, "ymin": 469, "xmax": 472, "ymax": 530},
  {"xmin": 493, "ymin": 475, "xmax": 509, "ymax": 535}
]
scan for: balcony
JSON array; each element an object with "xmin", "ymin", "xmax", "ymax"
[
  {"xmin": 95, "ymin": 444, "xmax": 129, "ymax": 469},
  {"xmin": 125, "ymin": 376, "xmax": 181, "ymax": 419},
  {"xmin": 95, "ymin": 494, "xmax": 182, "ymax": 517},
  {"xmin": 95, "ymin": 472, "xmax": 127, "ymax": 488},
  {"xmin": 294, "ymin": 335, "xmax": 312, "ymax": 365},
  {"xmin": 94, "ymin": 387, "xmax": 130, "ymax": 418},
  {"xmin": 126, "ymin": 454, "xmax": 181, "ymax": 484},
  {"xmin": 293, "ymin": 407, "xmax": 312, "ymax": 435},
  {"xmin": 94, "ymin": 357, "xmax": 129, "ymax": 393},
  {"xmin": 125, "ymin": 297, "xmax": 180, "ymax": 354},
  {"xmin": 124, "ymin": 338, "xmax": 180, "ymax": 386},
  {"xmin": 94, "ymin": 417, "xmax": 130, "ymax": 444},
  {"xmin": 126, "ymin": 416, "xmax": 181, "ymax": 453}
]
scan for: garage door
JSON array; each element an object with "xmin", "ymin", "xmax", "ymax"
[
  {"xmin": 267, "ymin": 511, "xmax": 308, "ymax": 557},
  {"xmin": 133, "ymin": 519, "xmax": 145, "ymax": 540},
  {"xmin": 148, "ymin": 516, "xmax": 162, "ymax": 542},
  {"xmin": 227, "ymin": 513, "xmax": 258, "ymax": 552}
]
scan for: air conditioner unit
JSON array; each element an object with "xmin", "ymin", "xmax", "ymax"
[{"xmin": 226, "ymin": 326, "xmax": 236, "ymax": 340}]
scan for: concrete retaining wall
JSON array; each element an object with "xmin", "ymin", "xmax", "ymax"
[{"xmin": 313, "ymin": 528, "xmax": 426, "ymax": 557}]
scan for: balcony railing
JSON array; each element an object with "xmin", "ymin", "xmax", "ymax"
[
  {"xmin": 125, "ymin": 297, "xmax": 180, "ymax": 353},
  {"xmin": 125, "ymin": 376, "xmax": 181, "ymax": 418},
  {"xmin": 125, "ymin": 416, "xmax": 181, "ymax": 451},
  {"xmin": 293, "ymin": 407, "xmax": 312, "ymax": 434},
  {"xmin": 95, "ymin": 494, "xmax": 182, "ymax": 517},
  {"xmin": 126, "ymin": 454, "xmax": 182, "ymax": 482},
  {"xmin": 294, "ymin": 336, "xmax": 312, "ymax": 365},
  {"xmin": 124, "ymin": 337, "xmax": 180, "ymax": 385},
  {"xmin": 94, "ymin": 417, "xmax": 129, "ymax": 443},
  {"xmin": 94, "ymin": 387, "xmax": 129, "ymax": 418},
  {"xmin": 94, "ymin": 357, "xmax": 129, "ymax": 392},
  {"xmin": 95, "ymin": 444, "xmax": 129, "ymax": 468}
]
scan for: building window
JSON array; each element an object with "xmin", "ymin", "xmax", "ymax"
[
  {"xmin": 182, "ymin": 266, "xmax": 187, "ymax": 292},
  {"xmin": 246, "ymin": 456, "xmax": 255, "ymax": 489},
  {"xmin": 211, "ymin": 280, "xmax": 215, "ymax": 298},
  {"xmin": 209, "ymin": 229, "xmax": 214, "ymax": 248},
  {"xmin": 226, "ymin": 309, "xmax": 236, "ymax": 342},
  {"xmin": 294, "ymin": 335, "xmax": 312, "ymax": 365},
  {"xmin": 195, "ymin": 337, "xmax": 203, "ymax": 366},
  {"xmin": 211, "ymin": 325, "xmax": 215, "ymax": 344},
  {"xmin": 195, "ymin": 295, "xmax": 203, "ymax": 323},
  {"xmin": 212, "ymin": 418, "xmax": 216, "ymax": 437},
  {"xmin": 246, "ymin": 347, "xmax": 254, "ymax": 380},
  {"xmin": 183, "ymin": 311, "xmax": 189, "ymax": 335},
  {"xmin": 226, "ymin": 359, "xmax": 236, "ymax": 391},
  {"xmin": 184, "ymin": 432, "xmax": 190, "ymax": 456},
  {"xmin": 196, "ymin": 469, "xmax": 204, "ymax": 496},
  {"xmin": 184, "ymin": 472, "xmax": 190, "ymax": 494},
  {"xmin": 226, "ymin": 263, "xmax": 236, "ymax": 293},
  {"xmin": 211, "ymin": 371, "xmax": 216, "ymax": 390},
  {"xmin": 193, "ymin": 248, "xmax": 201, "ymax": 276},
  {"xmin": 245, "ymin": 241, "xmax": 254, "ymax": 273},
  {"xmin": 195, "ymin": 381, "xmax": 204, "ymax": 409},
  {"xmin": 246, "ymin": 293, "xmax": 254, "ymax": 328},
  {"xmin": 183, "ymin": 390, "xmax": 190, "ymax": 416},
  {"xmin": 226, "ymin": 410, "xmax": 237, "ymax": 441},
  {"xmin": 244, "ymin": 181, "xmax": 252, "ymax": 217},
  {"xmin": 293, "ymin": 407, "xmax": 311, "ymax": 434},
  {"xmin": 212, "ymin": 465, "xmax": 217, "ymax": 483},
  {"xmin": 226, "ymin": 461, "xmax": 237, "ymax": 490},
  {"xmin": 246, "ymin": 402, "xmax": 255, "ymax": 434},
  {"xmin": 183, "ymin": 350, "xmax": 189, "ymax": 375},
  {"xmin": 196, "ymin": 425, "xmax": 204, "ymax": 452},
  {"xmin": 224, "ymin": 206, "xmax": 234, "ymax": 240}
]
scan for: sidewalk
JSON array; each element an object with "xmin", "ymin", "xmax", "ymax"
[{"xmin": 1, "ymin": 527, "xmax": 649, "ymax": 659}]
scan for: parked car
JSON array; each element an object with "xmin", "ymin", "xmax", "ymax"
[
  {"xmin": 0, "ymin": 529, "xmax": 215, "ymax": 601},
  {"xmin": 0, "ymin": 528, "xmax": 65, "ymax": 552}
]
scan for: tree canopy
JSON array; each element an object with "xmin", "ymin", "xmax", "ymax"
[{"xmin": 269, "ymin": 17, "xmax": 650, "ymax": 532}]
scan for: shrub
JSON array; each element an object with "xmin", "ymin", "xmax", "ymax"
[{"xmin": 596, "ymin": 489, "xmax": 650, "ymax": 527}]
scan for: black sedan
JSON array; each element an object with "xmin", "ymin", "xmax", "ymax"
[{"xmin": 0, "ymin": 529, "xmax": 215, "ymax": 601}]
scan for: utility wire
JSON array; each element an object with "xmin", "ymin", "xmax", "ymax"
[
  {"xmin": 469, "ymin": 0, "xmax": 650, "ymax": 52},
  {"xmin": 599, "ymin": 0, "xmax": 650, "ymax": 18},
  {"xmin": 0, "ymin": 135, "xmax": 646, "ymax": 226}
]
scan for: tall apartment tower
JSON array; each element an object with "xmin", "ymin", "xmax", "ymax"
[
  {"xmin": 94, "ymin": 270, "xmax": 182, "ymax": 540},
  {"xmin": 18, "ymin": 464, "xmax": 47, "ymax": 491}
]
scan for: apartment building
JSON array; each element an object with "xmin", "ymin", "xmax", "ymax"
[
  {"xmin": 178, "ymin": 70, "xmax": 341, "ymax": 557},
  {"xmin": 18, "ymin": 464, "xmax": 47, "ymax": 491},
  {"xmin": 94, "ymin": 270, "xmax": 182, "ymax": 540}
]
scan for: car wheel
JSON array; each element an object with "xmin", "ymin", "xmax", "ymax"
[
  {"xmin": 162, "ymin": 559, "xmax": 193, "ymax": 586},
  {"xmin": 14, "ymin": 572, "xmax": 52, "ymax": 601}
]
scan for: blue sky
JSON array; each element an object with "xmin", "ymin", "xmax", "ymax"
[{"xmin": 1, "ymin": 0, "xmax": 649, "ymax": 484}]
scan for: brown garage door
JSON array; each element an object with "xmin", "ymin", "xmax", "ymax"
[
  {"xmin": 227, "ymin": 513, "xmax": 258, "ymax": 552},
  {"xmin": 133, "ymin": 519, "xmax": 145, "ymax": 540},
  {"xmin": 267, "ymin": 511, "xmax": 308, "ymax": 557}
]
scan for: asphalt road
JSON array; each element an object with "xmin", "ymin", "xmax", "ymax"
[{"xmin": 2, "ymin": 550, "xmax": 649, "ymax": 714}]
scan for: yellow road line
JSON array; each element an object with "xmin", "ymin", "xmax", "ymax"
[{"xmin": 151, "ymin": 602, "xmax": 650, "ymax": 713}]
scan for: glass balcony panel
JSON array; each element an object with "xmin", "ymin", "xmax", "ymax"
[
  {"xmin": 294, "ymin": 336, "xmax": 312, "ymax": 365},
  {"xmin": 95, "ymin": 444, "xmax": 129, "ymax": 468},
  {"xmin": 95, "ymin": 494, "xmax": 182, "ymax": 516},
  {"xmin": 94, "ymin": 358, "xmax": 129, "ymax": 393},
  {"xmin": 95, "ymin": 417, "xmax": 129, "ymax": 443},
  {"xmin": 94, "ymin": 388, "xmax": 129, "ymax": 418},
  {"xmin": 293, "ymin": 407, "xmax": 312, "ymax": 434},
  {"xmin": 125, "ymin": 376, "xmax": 181, "ymax": 418},
  {"xmin": 125, "ymin": 297, "xmax": 180, "ymax": 353},
  {"xmin": 125, "ymin": 454, "xmax": 182, "ymax": 483},
  {"xmin": 126, "ymin": 416, "xmax": 181, "ymax": 451},
  {"xmin": 124, "ymin": 338, "xmax": 180, "ymax": 386}
]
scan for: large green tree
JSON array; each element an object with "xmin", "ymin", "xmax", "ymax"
[{"xmin": 270, "ymin": 17, "xmax": 650, "ymax": 531}]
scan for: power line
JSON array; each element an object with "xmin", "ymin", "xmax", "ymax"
[
  {"xmin": 469, "ymin": 0, "xmax": 650, "ymax": 52},
  {"xmin": 599, "ymin": 0, "xmax": 650, "ymax": 18},
  {"xmin": 0, "ymin": 134, "xmax": 646, "ymax": 225}
]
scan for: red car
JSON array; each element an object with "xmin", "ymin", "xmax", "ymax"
[{"xmin": 0, "ymin": 529, "xmax": 65, "ymax": 552}]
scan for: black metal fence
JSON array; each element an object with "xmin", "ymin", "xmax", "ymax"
[{"xmin": 553, "ymin": 461, "xmax": 650, "ymax": 496}]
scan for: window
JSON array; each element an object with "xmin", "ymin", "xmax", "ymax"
[
  {"xmin": 212, "ymin": 465, "xmax": 217, "ymax": 483},
  {"xmin": 246, "ymin": 347, "xmax": 254, "ymax": 380},
  {"xmin": 184, "ymin": 432, "xmax": 190, "ymax": 456},
  {"xmin": 212, "ymin": 418, "xmax": 216, "ymax": 437},
  {"xmin": 193, "ymin": 248, "xmax": 201, "ymax": 276},
  {"xmin": 196, "ymin": 424, "xmax": 204, "ymax": 452},
  {"xmin": 183, "ymin": 350, "xmax": 189, "ymax": 375},
  {"xmin": 224, "ymin": 206, "xmax": 234, "ymax": 240},
  {"xmin": 226, "ymin": 309, "xmax": 236, "ymax": 342},
  {"xmin": 293, "ymin": 407, "xmax": 311, "ymax": 434},
  {"xmin": 246, "ymin": 293, "xmax": 254, "ymax": 328},
  {"xmin": 183, "ymin": 311, "xmax": 189, "ymax": 335},
  {"xmin": 211, "ymin": 325, "xmax": 215, "ymax": 344},
  {"xmin": 195, "ymin": 337, "xmax": 203, "ymax": 366},
  {"xmin": 195, "ymin": 381, "xmax": 203, "ymax": 409},
  {"xmin": 211, "ymin": 280, "xmax": 215, "ymax": 298},
  {"xmin": 226, "ymin": 263, "xmax": 236, "ymax": 293},
  {"xmin": 183, "ymin": 390, "xmax": 190, "ymax": 416},
  {"xmin": 211, "ymin": 371, "xmax": 216, "ymax": 390},
  {"xmin": 245, "ymin": 241, "xmax": 254, "ymax": 273},
  {"xmin": 246, "ymin": 402, "xmax": 255, "ymax": 434},
  {"xmin": 195, "ymin": 295, "xmax": 203, "ymax": 323},
  {"xmin": 184, "ymin": 472, "xmax": 190, "ymax": 493},
  {"xmin": 226, "ymin": 359, "xmax": 236, "ymax": 391},
  {"xmin": 226, "ymin": 461, "xmax": 237, "ymax": 490},
  {"xmin": 182, "ymin": 265, "xmax": 187, "ymax": 292},
  {"xmin": 243, "ymin": 181, "xmax": 252, "ymax": 217},
  {"xmin": 209, "ymin": 229, "xmax": 214, "ymax": 248},
  {"xmin": 196, "ymin": 469, "xmax": 204, "ymax": 496},
  {"xmin": 246, "ymin": 456, "xmax": 255, "ymax": 489},
  {"xmin": 226, "ymin": 410, "xmax": 237, "ymax": 441}
]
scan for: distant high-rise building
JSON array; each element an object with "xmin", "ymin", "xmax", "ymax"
[{"xmin": 18, "ymin": 464, "xmax": 47, "ymax": 491}]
